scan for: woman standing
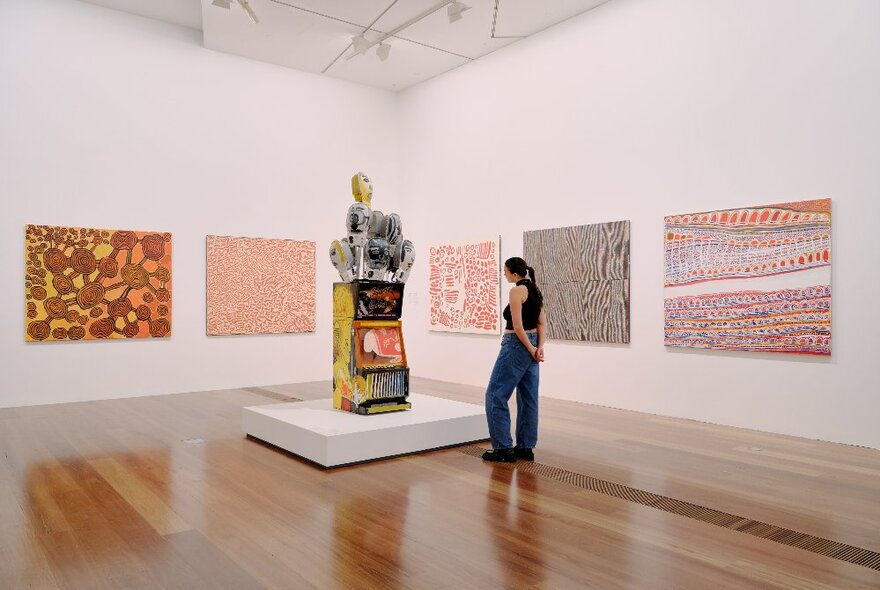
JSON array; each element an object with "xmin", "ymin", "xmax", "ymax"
[{"xmin": 482, "ymin": 257, "xmax": 546, "ymax": 463}]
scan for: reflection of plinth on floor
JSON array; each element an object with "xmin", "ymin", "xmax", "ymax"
[{"xmin": 242, "ymin": 393, "xmax": 488, "ymax": 468}]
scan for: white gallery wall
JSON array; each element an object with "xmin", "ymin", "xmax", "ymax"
[
  {"xmin": 2, "ymin": 0, "xmax": 878, "ymax": 449},
  {"xmin": 399, "ymin": 0, "xmax": 880, "ymax": 448},
  {"xmin": 0, "ymin": 0, "xmax": 405, "ymax": 406}
]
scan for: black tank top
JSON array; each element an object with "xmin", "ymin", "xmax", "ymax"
[{"xmin": 503, "ymin": 279, "xmax": 542, "ymax": 331}]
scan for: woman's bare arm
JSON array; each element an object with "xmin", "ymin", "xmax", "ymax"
[{"xmin": 534, "ymin": 308, "xmax": 547, "ymax": 362}]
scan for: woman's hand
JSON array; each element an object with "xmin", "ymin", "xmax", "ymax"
[{"xmin": 533, "ymin": 346, "xmax": 545, "ymax": 362}]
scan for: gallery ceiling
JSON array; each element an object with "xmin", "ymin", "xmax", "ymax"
[
  {"xmin": 83, "ymin": 0, "xmax": 203, "ymax": 30},
  {"xmin": 81, "ymin": 0, "xmax": 613, "ymax": 91}
]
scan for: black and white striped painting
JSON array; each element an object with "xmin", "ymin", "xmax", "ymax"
[{"xmin": 523, "ymin": 221, "xmax": 630, "ymax": 343}]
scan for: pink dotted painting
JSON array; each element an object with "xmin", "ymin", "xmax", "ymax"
[
  {"xmin": 207, "ymin": 235, "xmax": 316, "ymax": 336},
  {"xmin": 428, "ymin": 237, "xmax": 500, "ymax": 335}
]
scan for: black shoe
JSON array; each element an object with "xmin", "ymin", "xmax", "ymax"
[
  {"xmin": 514, "ymin": 447, "xmax": 534, "ymax": 461},
  {"xmin": 482, "ymin": 448, "xmax": 516, "ymax": 463}
]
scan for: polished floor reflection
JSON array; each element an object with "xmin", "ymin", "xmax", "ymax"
[{"xmin": 1, "ymin": 378, "xmax": 878, "ymax": 589}]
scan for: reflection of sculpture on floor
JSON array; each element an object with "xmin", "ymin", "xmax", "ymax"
[{"xmin": 330, "ymin": 173, "xmax": 415, "ymax": 414}]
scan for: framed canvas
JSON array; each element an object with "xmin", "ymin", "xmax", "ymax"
[
  {"xmin": 523, "ymin": 221, "xmax": 630, "ymax": 343},
  {"xmin": 428, "ymin": 236, "xmax": 500, "ymax": 334},
  {"xmin": 25, "ymin": 224, "xmax": 172, "ymax": 341},
  {"xmin": 664, "ymin": 198, "xmax": 832, "ymax": 355},
  {"xmin": 207, "ymin": 235, "xmax": 315, "ymax": 335}
]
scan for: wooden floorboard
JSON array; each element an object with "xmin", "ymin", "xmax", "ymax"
[{"xmin": 0, "ymin": 378, "xmax": 877, "ymax": 589}]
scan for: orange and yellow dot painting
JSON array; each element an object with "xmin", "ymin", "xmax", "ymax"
[{"xmin": 24, "ymin": 224, "xmax": 172, "ymax": 341}]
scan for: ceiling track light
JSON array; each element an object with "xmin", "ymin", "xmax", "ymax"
[
  {"xmin": 236, "ymin": 0, "xmax": 259, "ymax": 24},
  {"xmin": 376, "ymin": 43, "xmax": 391, "ymax": 62},
  {"xmin": 351, "ymin": 33, "xmax": 370, "ymax": 55},
  {"xmin": 211, "ymin": 0, "xmax": 258, "ymax": 24},
  {"xmin": 447, "ymin": 1, "xmax": 470, "ymax": 24},
  {"xmin": 344, "ymin": 0, "xmax": 466, "ymax": 65}
]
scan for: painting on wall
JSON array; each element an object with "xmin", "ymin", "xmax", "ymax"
[
  {"xmin": 524, "ymin": 221, "xmax": 630, "ymax": 343},
  {"xmin": 428, "ymin": 236, "xmax": 500, "ymax": 335},
  {"xmin": 206, "ymin": 235, "xmax": 316, "ymax": 335},
  {"xmin": 25, "ymin": 224, "xmax": 172, "ymax": 341},
  {"xmin": 664, "ymin": 198, "xmax": 831, "ymax": 355}
]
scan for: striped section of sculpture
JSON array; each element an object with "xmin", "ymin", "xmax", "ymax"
[{"xmin": 664, "ymin": 199, "xmax": 831, "ymax": 355}]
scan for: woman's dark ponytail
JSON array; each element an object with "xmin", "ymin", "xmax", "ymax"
[
  {"xmin": 505, "ymin": 257, "xmax": 543, "ymax": 306},
  {"xmin": 525, "ymin": 265, "xmax": 543, "ymax": 305}
]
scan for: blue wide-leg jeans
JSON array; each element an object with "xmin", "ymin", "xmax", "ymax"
[{"xmin": 485, "ymin": 333, "xmax": 539, "ymax": 450}]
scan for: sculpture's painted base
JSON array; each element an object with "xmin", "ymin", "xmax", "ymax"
[
  {"xmin": 357, "ymin": 401, "xmax": 411, "ymax": 414},
  {"xmin": 242, "ymin": 393, "xmax": 488, "ymax": 468}
]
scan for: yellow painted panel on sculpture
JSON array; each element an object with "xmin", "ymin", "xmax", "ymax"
[
  {"xmin": 365, "ymin": 403, "xmax": 412, "ymax": 414},
  {"xmin": 333, "ymin": 317, "xmax": 354, "ymax": 408},
  {"xmin": 333, "ymin": 283, "xmax": 355, "ymax": 319},
  {"xmin": 353, "ymin": 376, "xmax": 367, "ymax": 405}
]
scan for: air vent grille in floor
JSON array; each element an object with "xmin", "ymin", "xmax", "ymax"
[{"xmin": 457, "ymin": 445, "xmax": 880, "ymax": 572}]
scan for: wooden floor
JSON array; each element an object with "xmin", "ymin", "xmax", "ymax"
[{"xmin": 1, "ymin": 377, "xmax": 878, "ymax": 589}]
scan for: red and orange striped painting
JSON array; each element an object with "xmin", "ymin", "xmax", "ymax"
[
  {"xmin": 25, "ymin": 224, "xmax": 172, "ymax": 341},
  {"xmin": 664, "ymin": 199, "xmax": 831, "ymax": 355}
]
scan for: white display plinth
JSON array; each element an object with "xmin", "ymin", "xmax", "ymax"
[{"xmin": 242, "ymin": 393, "xmax": 488, "ymax": 468}]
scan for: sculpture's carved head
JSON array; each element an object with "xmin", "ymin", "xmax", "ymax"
[
  {"xmin": 347, "ymin": 203, "xmax": 371, "ymax": 235},
  {"xmin": 393, "ymin": 239, "xmax": 415, "ymax": 282},
  {"xmin": 382, "ymin": 213, "xmax": 402, "ymax": 245},
  {"xmin": 352, "ymin": 172, "xmax": 373, "ymax": 206},
  {"xmin": 329, "ymin": 239, "xmax": 355, "ymax": 282},
  {"xmin": 365, "ymin": 238, "xmax": 391, "ymax": 270}
]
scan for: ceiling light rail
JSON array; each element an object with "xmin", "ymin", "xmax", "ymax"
[
  {"xmin": 257, "ymin": 0, "xmax": 475, "ymax": 74},
  {"xmin": 344, "ymin": 0, "xmax": 470, "ymax": 63},
  {"xmin": 489, "ymin": 0, "xmax": 524, "ymax": 39},
  {"xmin": 266, "ymin": 0, "xmax": 363, "ymax": 28},
  {"xmin": 322, "ymin": 0, "xmax": 402, "ymax": 71},
  {"xmin": 489, "ymin": 0, "xmax": 616, "ymax": 39}
]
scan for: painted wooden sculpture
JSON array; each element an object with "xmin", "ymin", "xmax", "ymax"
[{"xmin": 330, "ymin": 173, "xmax": 415, "ymax": 414}]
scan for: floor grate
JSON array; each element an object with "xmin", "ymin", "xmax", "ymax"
[
  {"xmin": 242, "ymin": 387, "xmax": 302, "ymax": 403},
  {"xmin": 458, "ymin": 445, "xmax": 880, "ymax": 572}
]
